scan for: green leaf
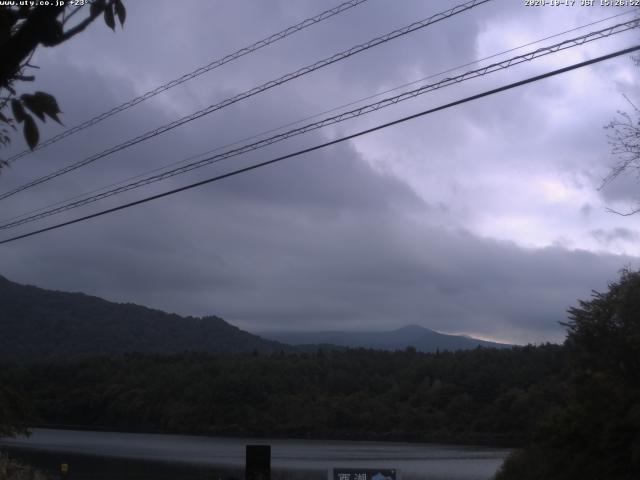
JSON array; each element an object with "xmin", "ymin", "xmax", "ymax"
[
  {"xmin": 34, "ymin": 92, "xmax": 62, "ymax": 124},
  {"xmin": 23, "ymin": 115, "xmax": 39, "ymax": 150},
  {"xmin": 21, "ymin": 94, "xmax": 46, "ymax": 122},
  {"xmin": 104, "ymin": 4, "xmax": 115, "ymax": 30},
  {"xmin": 11, "ymin": 99, "xmax": 26, "ymax": 123},
  {"xmin": 114, "ymin": 0, "xmax": 126, "ymax": 26},
  {"xmin": 20, "ymin": 92, "xmax": 63, "ymax": 124}
]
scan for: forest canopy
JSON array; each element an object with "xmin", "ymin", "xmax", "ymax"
[{"xmin": 497, "ymin": 269, "xmax": 640, "ymax": 479}]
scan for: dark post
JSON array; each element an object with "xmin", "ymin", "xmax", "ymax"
[{"xmin": 245, "ymin": 444, "xmax": 270, "ymax": 480}]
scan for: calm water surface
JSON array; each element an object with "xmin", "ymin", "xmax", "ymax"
[{"xmin": 0, "ymin": 429, "xmax": 510, "ymax": 480}]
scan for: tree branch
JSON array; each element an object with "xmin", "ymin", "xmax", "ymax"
[
  {"xmin": 62, "ymin": 4, "xmax": 84, "ymax": 26},
  {"xmin": 0, "ymin": 6, "xmax": 65, "ymax": 88},
  {"xmin": 56, "ymin": 8, "xmax": 103, "ymax": 44},
  {"xmin": 605, "ymin": 206, "xmax": 640, "ymax": 217}
]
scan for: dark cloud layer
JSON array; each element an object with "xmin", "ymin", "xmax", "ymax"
[{"xmin": 0, "ymin": 0, "xmax": 638, "ymax": 344}]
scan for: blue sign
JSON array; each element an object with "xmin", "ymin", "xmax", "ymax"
[{"xmin": 331, "ymin": 468, "xmax": 397, "ymax": 480}]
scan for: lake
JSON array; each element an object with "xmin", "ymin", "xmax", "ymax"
[{"xmin": 0, "ymin": 429, "xmax": 510, "ymax": 480}]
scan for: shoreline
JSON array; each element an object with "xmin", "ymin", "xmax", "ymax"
[{"xmin": 22, "ymin": 424, "xmax": 523, "ymax": 448}]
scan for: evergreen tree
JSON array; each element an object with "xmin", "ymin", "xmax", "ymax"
[{"xmin": 497, "ymin": 269, "xmax": 640, "ymax": 480}]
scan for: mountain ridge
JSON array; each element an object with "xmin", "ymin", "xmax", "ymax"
[
  {"xmin": 258, "ymin": 324, "xmax": 512, "ymax": 352},
  {"xmin": 0, "ymin": 275, "xmax": 291, "ymax": 360},
  {"xmin": 0, "ymin": 275, "xmax": 511, "ymax": 360}
]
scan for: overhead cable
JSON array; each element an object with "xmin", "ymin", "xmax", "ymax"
[
  {"xmin": 4, "ymin": 8, "xmax": 632, "ymax": 227},
  {"xmin": 0, "ymin": 0, "xmax": 491, "ymax": 201},
  {"xmin": 1, "ymin": 19, "xmax": 637, "ymax": 231},
  {"xmin": 1, "ymin": 44, "xmax": 638, "ymax": 245},
  {"xmin": 5, "ymin": 0, "xmax": 372, "ymax": 163}
]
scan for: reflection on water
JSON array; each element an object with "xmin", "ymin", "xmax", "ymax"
[{"xmin": 0, "ymin": 429, "xmax": 510, "ymax": 480}]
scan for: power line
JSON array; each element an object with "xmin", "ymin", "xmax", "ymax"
[
  {"xmin": 2, "ymin": 18, "xmax": 637, "ymax": 231},
  {"xmin": 0, "ymin": 0, "xmax": 491, "ymax": 202},
  {"xmin": 5, "ymin": 0, "xmax": 371, "ymax": 163},
  {"xmin": 4, "ymin": 8, "xmax": 633, "ymax": 227},
  {"xmin": 1, "ymin": 44, "xmax": 637, "ymax": 246}
]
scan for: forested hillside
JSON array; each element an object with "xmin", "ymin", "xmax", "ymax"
[
  {"xmin": 0, "ymin": 345, "xmax": 565, "ymax": 445},
  {"xmin": 0, "ymin": 275, "xmax": 289, "ymax": 360},
  {"xmin": 0, "ymin": 275, "xmax": 506, "ymax": 360},
  {"xmin": 3, "ymin": 270, "xmax": 638, "ymax": 477}
]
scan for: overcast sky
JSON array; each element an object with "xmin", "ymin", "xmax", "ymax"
[{"xmin": 1, "ymin": 0, "xmax": 639, "ymax": 344}]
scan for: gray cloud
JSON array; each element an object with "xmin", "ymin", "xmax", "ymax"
[
  {"xmin": 598, "ymin": 168, "xmax": 640, "ymax": 205},
  {"xmin": 0, "ymin": 0, "xmax": 638, "ymax": 346},
  {"xmin": 1, "ymin": 143, "xmax": 633, "ymax": 344},
  {"xmin": 591, "ymin": 226, "xmax": 640, "ymax": 244}
]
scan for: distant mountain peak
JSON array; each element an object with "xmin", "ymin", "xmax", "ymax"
[
  {"xmin": 261, "ymin": 325, "xmax": 513, "ymax": 353},
  {"xmin": 393, "ymin": 324, "xmax": 434, "ymax": 334}
]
